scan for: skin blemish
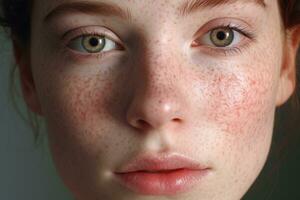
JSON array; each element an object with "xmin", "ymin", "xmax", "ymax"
[
  {"xmin": 204, "ymin": 68, "xmax": 274, "ymax": 134},
  {"xmin": 26, "ymin": 0, "xmax": 295, "ymax": 199}
]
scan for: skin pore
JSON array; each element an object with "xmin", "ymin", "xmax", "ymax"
[{"xmin": 16, "ymin": 0, "xmax": 300, "ymax": 199}]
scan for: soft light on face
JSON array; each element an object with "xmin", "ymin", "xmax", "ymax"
[{"xmin": 24, "ymin": 0, "xmax": 294, "ymax": 199}]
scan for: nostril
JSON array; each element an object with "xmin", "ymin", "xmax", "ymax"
[
  {"xmin": 137, "ymin": 119, "xmax": 150, "ymax": 129},
  {"xmin": 172, "ymin": 118, "xmax": 182, "ymax": 123},
  {"xmin": 134, "ymin": 118, "xmax": 182, "ymax": 129}
]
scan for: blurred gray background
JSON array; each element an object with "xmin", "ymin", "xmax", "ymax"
[
  {"xmin": 1, "ymin": 30, "xmax": 300, "ymax": 200},
  {"xmin": 0, "ymin": 31, "xmax": 73, "ymax": 199}
]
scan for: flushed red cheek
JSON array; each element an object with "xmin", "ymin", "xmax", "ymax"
[{"xmin": 205, "ymin": 71, "xmax": 274, "ymax": 134}]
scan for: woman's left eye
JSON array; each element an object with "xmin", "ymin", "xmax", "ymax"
[
  {"xmin": 68, "ymin": 35, "xmax": 118, "ymax": 53},
  {"xmin": 194, "ymin": 26, "xmax": 245, "ymax": 48}
]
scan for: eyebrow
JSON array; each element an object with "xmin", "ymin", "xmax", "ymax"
[
  {"xmin": 44, "ymin": 1, "xmax": 132, "ymax": 23},
  {"xmin": 44, "ymin": 0, "xmax": 266, "ymax": 23},
  {"xmin": 179, "ymin": 0, "xmax": 266, "ymax": 16}
]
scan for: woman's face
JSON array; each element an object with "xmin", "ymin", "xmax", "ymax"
[{"xmin": 23, "ymin": 0, "xmax": 296, "ymax": 199}]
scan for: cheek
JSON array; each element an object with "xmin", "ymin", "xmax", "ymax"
[
  {"xmin": 37, "ymin": 71, "xmax": 128, "ymax": 184},
  {"xmin": 43, "ymin": 77, "xmax": 101, "ymax": 157},
  {"xmin": 43, "ymin": 74, "xmax": 117, "ymax": 132},
  {"xmin": 37, "ymin": 58, "xmax": 138, "ymax": 157},
  {"xmin": 190, "ymin": 64, "xmax": 279, "ymax": 189},
  {"xmin": 59, "ymin": 76, "xmax": 112, "ymax": 122},
  {"xmin": 203, "ymin": 66, "xmax": 277, "ymax": 135}
]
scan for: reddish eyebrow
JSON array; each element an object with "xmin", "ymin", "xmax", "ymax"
[
  {"xmin": 44, "ymin": 1, "xmax": 132, "ymax": 23},
  {"xmin": 179, "ymin": 0, "xmax": 266, "ymax": 16}
]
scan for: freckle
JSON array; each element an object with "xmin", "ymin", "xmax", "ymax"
[
  {"xmin": 250, "ymin": 79, "xmax": 257, "ymax": 86},
  {"xmin": 79, "ymin": 109, "xmax": 87, "ymax": 121}
]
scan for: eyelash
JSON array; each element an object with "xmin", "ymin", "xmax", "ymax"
[
  {"xmin": 63, "ymin": 28, "xmax": 123, "ymax": 61},
  {"xmin": 63, "ymin": 23, "xmax": 257, "ymax": 60},
  {"xmin": 195, "ymin": 23, "xmax": 256, "ymax": 56}
]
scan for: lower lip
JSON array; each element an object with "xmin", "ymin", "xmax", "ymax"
[{"xmin": 114, "ymin": 168, "xmax": 209, "ymax": 195}]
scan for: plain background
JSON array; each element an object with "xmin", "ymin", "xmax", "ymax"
[{"xmin": 1, "ymin": 29, "xmax": 300, "ymax": 200}]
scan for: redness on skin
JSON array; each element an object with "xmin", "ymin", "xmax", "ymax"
[
  {"xmin": 206, "ymin": 71, "xmax": 272, "ymax": 134},
  {"xmin": 26, "ymin": 0, "xmax": 296, "ymax": 199}
]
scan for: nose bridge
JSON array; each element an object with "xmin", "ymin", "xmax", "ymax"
[
  {"xmin": 126, "ymin": 41, "xmax": 189, "ymax": 131},
  {"xmin": 133, "ymin": 32, "xmax": 184, "ymax": 96},
  {"xmin": 142, "ymin": 49, "xmax": 178, "ymax": 89}
]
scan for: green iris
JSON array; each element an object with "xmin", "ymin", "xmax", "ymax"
[
  {"xmin": 82, "ymin": 35, "xmax": 106, "ymax": 53},
  {"xmin": 210, "ymin": 27, "xmax": 234, "ymax": 47}
]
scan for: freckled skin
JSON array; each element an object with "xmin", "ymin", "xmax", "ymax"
[{"xmin": 23, "ymin": 0, "xmax": 297, "ymax": 199}]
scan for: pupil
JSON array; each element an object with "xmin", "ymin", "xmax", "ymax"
[
  {"xmin": 216, "ymin": 31, "xmax": 226, "ymax": 40},
  {"xmin": 89, "ymin": 38, "xmax": 99, "ymax": 47}
]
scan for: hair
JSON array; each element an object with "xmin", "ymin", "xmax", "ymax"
[{"xmin": 0, "ymin": 1, "xmax": 299, "ymax": 132}]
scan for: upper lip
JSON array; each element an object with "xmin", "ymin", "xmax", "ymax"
[{"xmin": 115, "ymin": 152, "xmax": 209, "ymax": 173}]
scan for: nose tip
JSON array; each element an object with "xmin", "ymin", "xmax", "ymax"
[
  {"xmin": 126, "ymin": 98, "xmax": 184, "ymax": 131},
  {"xmin": 125, "ymin": 50, "xmax": 188, "ymax": 132}
]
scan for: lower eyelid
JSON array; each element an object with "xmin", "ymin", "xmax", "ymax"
[
  {"xmin": 63, "ymin": 47, "xmax": 120, "ymax": 63},
  {"xmin": 198, "ymin": 42, "xmax": 251, "ymax": 57},
  {"xmin": 194, "ymin": 34, "xmax": 251, "ymax": 56}
]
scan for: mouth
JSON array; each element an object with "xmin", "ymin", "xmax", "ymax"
[{"xmin": 114, "ymin": 153, "xmax": 211, "ymax": 195}]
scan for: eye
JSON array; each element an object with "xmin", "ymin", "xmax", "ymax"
[
  {"xmin": 194, "ymin": 26, "xmax": 244, "ymax": 48},
  {"xmin": 210, "ymin": 27, "xmax": 234, "ymax": 47},
  {"xmin": 68, "ymin": 35, "xmax": 118, "ymax": 53}
]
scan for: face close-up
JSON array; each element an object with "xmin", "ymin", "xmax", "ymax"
[{"xmin": 16, "ymin": 0, "xmax": 299, "ymax": 199}]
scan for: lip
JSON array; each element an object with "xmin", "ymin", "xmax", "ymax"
[{"xmin": 114, "ymin": 152, "xmax": 211, "ymax": 195}]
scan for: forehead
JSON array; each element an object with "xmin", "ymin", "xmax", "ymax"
[
  {"xmin": 41, "ymin": 0, "xmax": 268, "ymax": 16},
  {"xmin": 37, "ymin": 0, "xmax": 270, "ymax": 26}
]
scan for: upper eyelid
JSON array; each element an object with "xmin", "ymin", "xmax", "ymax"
[
  {"xmin": 192, "ymin": 17, "xmax": 254, "ymax": 39},
  {"xmin": 202, "ymin": 25, "xmax": 250, "ymax": 39},
  {"xmin": 191, "ymin": 22, "xmax": 257, "ymax": 50},
  {"xmin": 207, "ymin": 25, "xmax": 255, "ymax": 39},
  {"xmin": 62, "ymin": 26, "xmax": 123, "ymax": 46}
]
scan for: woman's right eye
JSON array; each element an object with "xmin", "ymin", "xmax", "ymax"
[{"xmin": 67, "ymin": 35, "xmax": 119, "ymax": 53}]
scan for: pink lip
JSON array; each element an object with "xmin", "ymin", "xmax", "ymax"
[{"xmin": 114, "ymin": 153, "xmax": 211, "ymax": 195}]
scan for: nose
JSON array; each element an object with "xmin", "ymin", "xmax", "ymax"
[
  {"xmin": 126, "ymin": 56, "xmax": 188, "ymax": 131},
  {"xmin": 126, "ymin": 91, "xmax": 184, "ymax": 130}
]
